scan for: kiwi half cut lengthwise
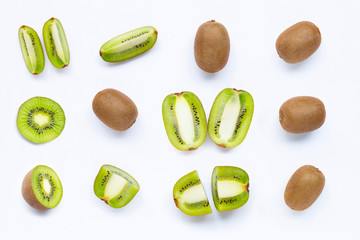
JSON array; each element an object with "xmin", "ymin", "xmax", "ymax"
[
  {"xmin": 211, "ymin": 166, "xmax": 249, "ymax": 212},
  {"xmin": 43, "ymin": 18, "xmax": 70, "ymax": 68},
  {"xmin": 22, "ymin": 165, "xmax": 63, "ymax": 210},
  {"xmin": 18, "ymin": 25, "xmax": 45, "ymax": 75},
  {"xmin": 173, "ymin": 170, "xmax": 212, "ymax": 216},
  {"xmin": 162, "ymin": 91, "xmax": 207, "ymax": 151},
  {"xmin": 94, "ymin": 165, "xmax": 140, "ymax": 208},
  {"xmin": 17, "ymin": 97, "xmax": 66, "ymax": 144},
  {"xmin": 208, "ymin": 88, "xmax": 254, "ymax": 148},
  {"xmin": 100, "ymin": 26, "xmax": 158, "ymax": 63}
]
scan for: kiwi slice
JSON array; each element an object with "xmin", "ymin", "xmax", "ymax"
[
  {"xmin": 208, "ymin": 88, "xmax": 254, "ymax": 148},
  {"xmin": 17, "ymin": 97, "xmax": 66, "ymax": 144},
  {"xmin": 22, "ymin": 165, "xmax": 63, "ymax": 210},
  {"xmin": 173, "ymin": 170, "xmax": 212, "ymax": 216},
  {"xmin": 211, "ymin": 166, "xmax": 249, "ymax": 212},
  {"xmin": 162, "ymin": 91, "xmax": 207, "ymax": 151},
  {"xmin": 93, "ymin": 165, "xmax": 140, "ymax": 208}
]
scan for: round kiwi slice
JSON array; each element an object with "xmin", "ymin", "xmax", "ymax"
[
  {"xmin": 22, "ymin": 165, "xmax": 63, "ymax": 210},
  {"xmin": 17, "ymin": 97, "xmax": 65, "ymax": 144}
]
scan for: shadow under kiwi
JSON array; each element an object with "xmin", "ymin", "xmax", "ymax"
[
  {"xmin": 282, "ymin": 131, "xmax": 313, "ymax": 142},
  {"xmin": 179, "ymin": 212, "xmax": 214, "ymax": 223}
]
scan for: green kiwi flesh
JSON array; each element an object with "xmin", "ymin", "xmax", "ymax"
[
  {"xmin": 94, "ymin": 165, "xmax": 140, "ymax": 208},
  {"xmin": 100, "ymin": 26, "xmax": 157, "ymax": 62},
  {"xmin": 22, "ymin": 165, "xmax": 63, "ymax": 210},
  {"xmin": 17, "ymin": 97, "xmax": 66, "ymax": 144},
  {"xmin": 211, "ymin": 166, "xmax": 249, "ymax": 212},
  {"xmin": 173, "ymin": 170, "xmax": 212, "ymax": 216},
  {"xmin": 208, "ymin": 88, "xmax": 254, "ymax": 148},
  {"xmin": 43, "ymin": 18, "xmax": 70, "ymax": 68},
  {"xmin": 162, "ymin": 91, "xmax": 207, "ymax": 151},
  {"xmin": 18, "ymin": 25, "xmax": 45, "ymax": 74}
]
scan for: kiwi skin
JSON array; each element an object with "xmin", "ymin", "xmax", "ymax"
[
  {"xmin": 276, "ymin": 21, "xmax": 321, "ymax": 63},
  {"xmin": 279, "ymin": 96, "xmax": 326, "ymax": 133},
  {"xmin": 92, "ymin": 88, "xmax": 138, "ymax": 131},
  {"xmin": 284, "ymin": 165, "xmax": 325, "ymax": 211},
  {"xmin": 22, "ymin": 168, "xmax": 49, "ymax": 210},
  {"xmin": 194, "ymin": 20, "xmax": 230, "ymax": 73}
]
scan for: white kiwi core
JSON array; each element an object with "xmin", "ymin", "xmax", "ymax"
[
  {"xmin": 217, "ymin": 180, "xmax": 244, "ymax": 198},
  {"xmin": 50, "ymin": 24, "xmax": 66, "ymax": 62},
  {"xmin": 175, "ymin": 96, "xmax": 195, "ymax": 144},
  {"xmin": 42, "ymin": 179, "xmax": 52, "ymax": 194},
  {"xmin": 182, "ymin": 184, "xmax": 207, "ymax": 203},
  {"xmin": 219, "ymin": 94, "xmax": 241, "ymax": 140},
  {"xmin": 104, "ymin": 174, "xmax": 128, "ymax": 200},
  {"xmin": 33, "ymin": 112, "xmax": 50, "ymax": 128}
]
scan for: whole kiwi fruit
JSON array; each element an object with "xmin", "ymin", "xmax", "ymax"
[
  {"xmin": 92, "ymin": 88, "xmax": 138, "ymax": 131},
  {"xmin": 279, "ymin": 96, "xmax": 325, "ymax": 133},
  {"xmin": 284, "ymin": 165, "xmax": 325, "ymax": 211},
  {"xmin": 194, "ymin": 20, "xmax": 230, "ymax": 73},
  {"xmin": 276, "ymin": 21, "xmax": 321, "ymax": 63}
]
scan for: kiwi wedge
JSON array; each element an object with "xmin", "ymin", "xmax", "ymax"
[
  {"xmin": 22, "ymin": 165, "xmax": 63, "ymax": 210},
  {"xmin": 208, "ymin": 88, "xmax": 254, "ymax": 148},
  {"xmin": 17, "ymin": 97, "xmax": 65, "ymax": 144},
  {"xmin": 94, "ymin": 165, "xmax": 140, "ymax": 208},
  {"xmin": 211, "ymin": 166, "xmax": 249, "ymax": 212},
  {"xmin": 162, "ymin": 91, "xmax": 207, "ymax": 151},
  {"xmin": 173, "ymin": 170, "xmax": 212, "ymax": 216}
]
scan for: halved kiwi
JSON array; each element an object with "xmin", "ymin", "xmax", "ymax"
[
  {"xmin": 211, "ymin": 166, "xmax": 249, "ymax": 212},
  {"xmin": 162, "ymin": 91, "xmax": 207, "ymax": 151},
  {"xmin": 93, "ymin": 165, "xmax": 140, "ymax": 208},
  {"xmin": 22, "ymin": 165, "xmax": 63, "ymax": 210},
  {"xmin": 17, "ymin": 97, "xmax": 66, "ymax": 144},
  {"xmin": 208, "ymin": 88, "xmax": 254, "ymax": 148},
  {"xmin": 173, "ymin": 170, "xmax": 212, "ymax": 216}
]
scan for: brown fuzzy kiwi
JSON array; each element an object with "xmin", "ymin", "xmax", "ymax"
[
  {"xmin": 92, "ymin": 88, "xmax": 138, "ymax": 131},
  {"xmin": 284, "ymin": 165, "xmax": 325, "ymax": 211},
  {"xmin": 279, "ymin": 96, "xmax": 325, "ymax": 133},
  {"xmin": 194, "ymin": 20, "xmax": 230, "ymax": 73},
  {"xmin": 276, "ymin": 21, "xmax": 321, "ymax": 63}
]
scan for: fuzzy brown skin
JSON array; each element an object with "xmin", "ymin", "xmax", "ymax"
[
  {"xmin": 92, "ymin": 88, "xmax": 138, "ymax": 131},
  {"xmin": 276, "ymin": 21, "xmax": 321, "ymax": 64},
  {"xmin": 22, "ymin": 169, "xmax": 49, "ymax": 210},
  {"xmin": 279, "ymin": 96, "xmax": 326, "ymax": 133},
  {"xmin": 194, "ymin": 20, "xmax": 230, "ymax": 73},
  {"xmin": 284, "ymin": 165, "xmax": 325, "ymax": 211}
]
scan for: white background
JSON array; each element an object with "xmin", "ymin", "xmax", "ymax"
[{"xmin": 1, "ymin": 0, "xmax": 359, "ymax": 239}]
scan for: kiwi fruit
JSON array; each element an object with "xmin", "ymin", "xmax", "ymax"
[
  {"xmin": 22, "ymin": 165, "xmax": 63, "ymax": 210},
  {"xmin": 18, "ymin": 25, "xmax": 45, "ymax": 75},
  {"xmin": 279, "ymin": 96, "xmax": 326, "ymax": 133},
  {"xmin": 17, "ymin": 97, "xmax": 66, "ymax": 144},
  {"xmin": 94, "ymin": 164, "xmax": 140, "ymax": 208},
  {"xmin": 276, "ymin": 21, "xmax": 321, "ymax": 63},
  {"xmin": 100, "ymin": 26, "xmax": 158, "ymax": 62},
  {"xmin": 211, "ymin": 166, "xmax": 249, "ymax": 212},
  {"xmin": 162, "ymin": 91, "xmax": 207, "ymax": 151},
  {"xmin": 92, "ymin": 88, "xmax": 138, "ymax": 131},
  {"xmin": 194, "ymin": 20, "xmax": 230, "ymax": 73},
  {"xmin": 173, "ymin": 170, "xmax": 212, "ymax": 216},
  {"xmin": 208, "ymin": 88, "xmax": 254, "ymax": 148},
  {"xmin": 43, "ymin": 18, "xmax": 70, "ymax": 68},
  {"xmin": 284, "ymin": 165, "xmax": 325, "ymax": 211}
]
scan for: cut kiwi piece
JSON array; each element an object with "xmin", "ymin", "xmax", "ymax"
[
  {"xmin": 17, "ymin": 97, "xmax": 66, "ymax": 144},
  {"xmin": 173, "ymin": 170, "xmax": 212, "ymax": 216},
  {"xmin": 208, "ymin": 88, "xmax": 254, "ymax": 148},
  {"xmin": 94, "ymin": 165, "xmax": 140, "ymax": 208},
  {"xmin": 211, "ymin": 166, "xmax": 249, "ymax": 212},
  {"xmin": 22, "ymin": 165, "xmax": 63, "ymax": 210},
  {"xmin": 162, "ymin": 91, "xmax": 207, "ymax": 151}
]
